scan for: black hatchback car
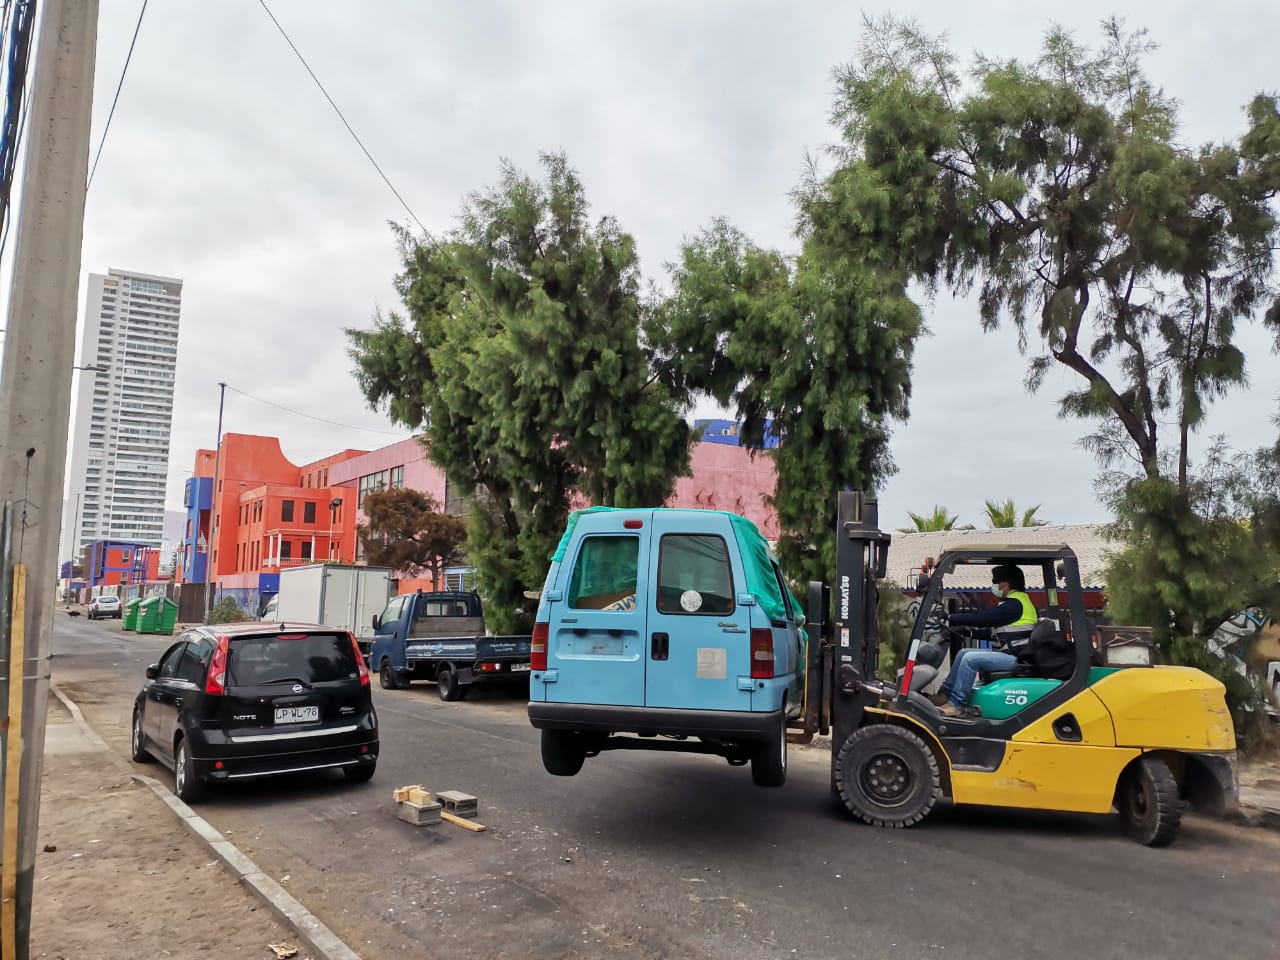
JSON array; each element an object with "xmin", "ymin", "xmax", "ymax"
[{"xmin": 131, "ymin": 622, "xmax": 379, "ymax": 801}]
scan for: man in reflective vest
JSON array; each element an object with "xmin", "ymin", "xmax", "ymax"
[{"xmin": 933, "ymin": 564, "xmax": 1038, "ymax": 717}]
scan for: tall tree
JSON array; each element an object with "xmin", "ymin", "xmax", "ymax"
[
  {"xmin": 358, "ymin": 488, "xmax": 467, "ymax": 589},
  {"xmin": 652, "ymin": 220, "xmax": 921, "ymax": 585},
  {"xmin": 900, "ymin": 506, "xmax": 963, "ymax": 532},
  {"xmin": 983, "ymin": 498, "xmax": 1047, "ymax": 528},
  {"xmin": 348, "ymin": 155, "xmax": 691, "ymax": 631}
]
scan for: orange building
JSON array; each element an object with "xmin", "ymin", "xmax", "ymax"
[{"xmin": 178, "ymin": 434, "xmax": 366, "ymax": 604}]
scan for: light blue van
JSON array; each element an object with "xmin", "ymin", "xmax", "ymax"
[{"xmin": 527, "ymin": 507, "xmax": 805, "ymax": 786}]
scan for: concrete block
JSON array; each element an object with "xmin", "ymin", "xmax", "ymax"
[
  {"xmin": 397, "ymin": 800, "xmax": 442, "ymax": 826},
  {"xmin": 435, "ymin": 790, "xmax": 478, "ymax": 818}
]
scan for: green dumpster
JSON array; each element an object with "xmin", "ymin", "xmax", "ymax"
[
  {"xmin": 122, "ymin": 598, "xmax": 142, "ymax": 632},
  {"xmin": 137, "ymin": 596, "xmax": 163, "ymax": 635},
  {"xmin": 158, "ymin": 598, "xmax": 179, "ymax": 635}
]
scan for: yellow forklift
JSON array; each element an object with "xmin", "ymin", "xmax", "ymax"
[{"xmin": 793, "ymin": 492, "xmax": 1237, "ymax": 846}]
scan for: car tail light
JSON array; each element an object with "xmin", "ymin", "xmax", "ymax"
[
  {"xmin": 349, "ymin": 632, "xmax": 370, "ymax": 686},
  {"xmin": 750, "ymin": 628, "xmax": 774, "ymax": 680},
  {"xmin": 480, "ymin": 662, "xmax": 500, "ymax": 673},
  {"xmin": 531, "ymin": 622, "xmax": 549, "ymax": 671},
  {"xmin": 205, "ymin": 635, "xmax": 230, "ymax": 695}
]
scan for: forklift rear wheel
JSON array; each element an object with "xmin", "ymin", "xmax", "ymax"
[
  {"xmin": 750, "ymin": 718, "xmax": 787, "ymax": 787},
  {"xmin": 437, "ymin": 665, "xmax": 467, "ymax": 702},
  {"xmin": 541, "ymin": 730, "xmax": 586, "ymax": 776},
  {"xmin": 379, "ymin": 660, "xmax": 404, "ymax": 690},
  {"xmin": 1118, "ymin": 755, "xmax": 1182, "ymax": 847},
  {"xmin": 835, "ymin": 725, "xmax": 940, "ymax": 828}
]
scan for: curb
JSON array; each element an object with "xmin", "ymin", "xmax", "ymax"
[{"xmin": 50, "ymin": 683, "xmax": 362, "ymax": 960}]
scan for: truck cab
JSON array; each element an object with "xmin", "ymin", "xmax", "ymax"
[{"xmin": 527, "ymin": 507, "xmax": 805, "ymax": 786}]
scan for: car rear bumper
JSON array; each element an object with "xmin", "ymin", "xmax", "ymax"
[
  {"xmin": 191, "ymin": 738, "xmax": 379, "ymax": 782},
  {"xmin": 528, "ymin": 702, "xmax": 780, "ymax": 741}
]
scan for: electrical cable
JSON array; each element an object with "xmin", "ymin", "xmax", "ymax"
[
  {"xmin": 223, "ymin": 383, "xmax": 409, "ymax": 437},
  {"xmin": 87, "ymin": 0, "xmax": 148, "ymax": 189},
  {"xmin": 255, "ymin": 0, "xmax": 427, "ymax": 235}
]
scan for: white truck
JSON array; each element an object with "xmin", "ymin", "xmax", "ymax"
[{"xmin": 260, "ymin": 564, "xmax": 394, "ymax": 659}]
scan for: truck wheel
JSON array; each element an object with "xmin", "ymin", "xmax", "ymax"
[
  {"xmin": 379, "ymin": 660, "xmax": 404, "ymax": 690},
  {"xmin": 437, "ymin": 665, "xmax": 467, "ymax": 702},
  {"xmin": 1119, "ymin": 755, "xmax": 1182, "ymax": 847},
  {"xmin": 835, "ymin": 724, "xmax": 939, "ymax": 828},
  {"xmin": 750, "ymin": 717, "xmax": 787, "ymax": 787},
  {"xmin": 541, "ymin": 730, "xmax": 585, "ymax": 776}
]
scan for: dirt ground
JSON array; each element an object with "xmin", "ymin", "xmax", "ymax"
[{"xmin": 31, "ymin": 702, "xmax": 310, "ymax": 960}]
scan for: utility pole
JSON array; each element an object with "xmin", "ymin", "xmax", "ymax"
[
  {"xmin": 0, "ymin": 2, "xmax": 100, "ymax": 957},
  {"xmin": 203, "ymin": 382, "xmax": 227, "ymax": 622}
]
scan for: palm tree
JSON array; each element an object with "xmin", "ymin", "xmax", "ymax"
[
  {"xmin": 901, "ymin": 506, "xmax": 963, "ymax": 532},
  {"xmin": 983, "ymin": 498, "xmax": 1047, "ymax": 528}
]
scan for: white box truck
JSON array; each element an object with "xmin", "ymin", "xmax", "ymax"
[{"xmin": 260, "ymin": 564, "xmax": 394, "ymax": 658}]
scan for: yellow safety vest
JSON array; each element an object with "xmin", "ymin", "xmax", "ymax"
[{"xmin": 994, "ymin": 590, "xmax": 1038, "ymax": 635}]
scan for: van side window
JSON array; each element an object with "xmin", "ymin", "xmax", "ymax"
[
  {"xmin": 378, "ymin": 596, "xmax": 406, "ymax": 625},
  {"xmin": 569, "ymin": 536, "xmax": 639, "ymax": 611},
  {"xmin": 772, "ymin": 562, "xmax": 794, "ymax": 620},
  {"xmin": 657, "ymin": 535, "xmax": 734, "ymax": 616},
  {"xmin": 417, "ymin": 599, "xmax": 469, "ymax": 618}
]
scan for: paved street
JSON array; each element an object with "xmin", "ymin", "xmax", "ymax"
[{"xmin": 51, "ymin": 615, "xmax": 1280, "ymax": 960}]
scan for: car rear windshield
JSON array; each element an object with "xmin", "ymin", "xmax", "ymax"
[{"xmin": 226, "ymin": 632, "xmax": 360, "ymax": 686}]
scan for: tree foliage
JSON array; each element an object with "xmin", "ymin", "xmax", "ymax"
[
  {"xmin": 358, "ymin": 488, "xmax": 467, "ymax": 589},
  {"xmin": 652, "ymin": 218, "xmax": 921, "ymax": 584},
  {"xmin": 347, "ymin": 155, "xmax": 690, "ymax": 631},
  {"xmin": 983, "ymin": 498, "xmax": 1047, "ymax": 528},
  {"xmin": 900, "ymin": 505, "xmax": 964, "ymax": 532}
]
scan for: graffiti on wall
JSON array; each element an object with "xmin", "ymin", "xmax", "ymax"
[{"xmin": 1206, "ymin": 606, "xmax": 1280, "ymax": 716}]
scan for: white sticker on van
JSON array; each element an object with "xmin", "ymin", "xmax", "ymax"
[
  {"xmin": 696, "ymin": 647, "xmax": 727, "ymax": 679},
  {"xmin": 680, "ymin": 590, "xmax": 703, "ymax": 612}
]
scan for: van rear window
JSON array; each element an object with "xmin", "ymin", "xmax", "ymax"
[
  {"xmin": 657, "ymin": 535, "xmax": 734, "ymax": 615},
  {"xmin": 569, "ymin": 536, "xmax": 639, "ymax": 610},
  {"xmin": 227, "ymin": 632, "xmax": 360, "ymax": 685}
]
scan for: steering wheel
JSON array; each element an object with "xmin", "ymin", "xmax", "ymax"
[{"xmin": 923, "ymin": 605, "xmax": 950, "ymax": 633}]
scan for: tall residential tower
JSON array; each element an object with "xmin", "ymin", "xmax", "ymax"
[{"xmin": 65, "ymin": 269, "xmax": 183, "ymax": 557}]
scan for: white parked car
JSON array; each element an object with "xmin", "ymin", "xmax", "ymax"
[{"xmin": 88, "ymin": 595, "xmax": 122, "ymax": 620}]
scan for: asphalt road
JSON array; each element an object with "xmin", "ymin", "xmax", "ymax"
[{"xmin": 50, "ymin": 614, "xmax": 1280, "ymax": 959}]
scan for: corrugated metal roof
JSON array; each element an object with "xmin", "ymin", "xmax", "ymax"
[{"xmin": 884, "ymin": 523, "xmax": 1114, "ymax": 590}]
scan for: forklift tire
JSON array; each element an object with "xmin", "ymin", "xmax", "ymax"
[
  {"xmin": 750, "ymin": 717, "xmax": 788, "ymax": 787},
  {"xmin": 437, "ymin": 665, "xmax": 467, "ymax": 702},
  {"xmin": 1118, "ymin": 755, "xmax": 1182, "ymax": 847},
  {"xmin": 541, "ymin": 730, "xmax": 586, "ymax": 777},
  {"xmin": 379, "ymin": 659, "xmax": 405, "ymax": 690},
  {"xmin": 835, "ymin": 724, "xmax": 940, "ymax": 829}
]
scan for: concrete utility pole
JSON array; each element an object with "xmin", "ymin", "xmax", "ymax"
[{"xmin": 0, "ymin": 2, "xmax": 100, "ymax": 957}]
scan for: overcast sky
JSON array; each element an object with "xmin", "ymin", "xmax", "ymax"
[{"xmin": 28, "ymin": 0, "xmax": 1280, "ymax": 532}]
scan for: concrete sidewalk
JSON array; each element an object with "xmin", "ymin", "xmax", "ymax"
[{"xmin": 31, "ymin": 698, "xmax": 311, "ymax": 960}]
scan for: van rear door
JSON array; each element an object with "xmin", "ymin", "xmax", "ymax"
[
  {"xmin": 541, "ymin": 513, "xmax": 651, "ymax": 707},
  {"xmin": 644, "ymin": 514, "xmax": 754, "ymax": 712}
]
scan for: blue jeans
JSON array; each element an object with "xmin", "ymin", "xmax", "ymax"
[{"xmin": 940, "ymin": 649, "xmax": 1017, "ymax": 707}]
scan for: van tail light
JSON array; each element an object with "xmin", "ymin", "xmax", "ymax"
[
  {"xmin": 349, "ymin": 632, "xmax": 370, "ymax": 686},
  {"xmin": 750, "ymin": 628, "xmax": 774, "ymax": 680},
  {"xmin": 205, "ymin": 634, "xmax": 230, "ymax": 695},
  {"xmin": 531, "ymin": 622, "xmax": 549, "ymax": 671}
]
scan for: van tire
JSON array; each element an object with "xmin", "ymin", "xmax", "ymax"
[
  {"xmin": 541, "ymin": 730, "xmax": 586, "ymax": 777},
  {"xmin": 437, "ymin": 665, "xmax": 466, "ymax": 702},
  {"xmin": 750, "ymin": 717, "xmax": 788, "ymax": 787},
  {"xmin": 379, "ymin": 659, "xmax": 405, "ymax": 690},
  {"xmin": 835, "ymin": 724, "xmax": 939, "ymax": 828}
]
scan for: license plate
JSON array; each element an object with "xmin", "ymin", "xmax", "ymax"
[
  {"xmin": 274, "ymin": 706, "xmax": 319, "ymax": 724},
  {"xmin": 511, "ymin": 663, "xmax": 530, "ymax": 672}
]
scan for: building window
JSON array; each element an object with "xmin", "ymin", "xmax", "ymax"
[
  {"xmin": 281, "ymin": 540, "xmax": 293, "ymax": 560},
  {"xmin": 303, "ymin": 501, "xmax": 316, "ymax": 524},
  {"xmin": 301, "ymin": 541, "xmax": 312, "ymax": 561},
  {"xmin": 358, "ymin": 470, "xmax": 389, "ymax": 506},
  {"xmin": 281, "ymin": 500, "xmax": 295, "ymax": 523},
  {"xmin": 391, "ymin": 465, "xmax": 405, "ymax": 489}
]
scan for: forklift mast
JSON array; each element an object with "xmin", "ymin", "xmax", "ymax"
[{"xmin": 802, "ymin": 491, "xmax": 891, "ymax": 750}]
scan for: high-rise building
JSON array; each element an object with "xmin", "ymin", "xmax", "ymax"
[{"xmin": 64, "ymin": 269, "xmax": 183, "ymax": 558}]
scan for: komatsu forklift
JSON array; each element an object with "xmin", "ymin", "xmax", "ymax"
[{"xmin": 793, "ymin": 492, "xmax": 1238, "ymax": 846}]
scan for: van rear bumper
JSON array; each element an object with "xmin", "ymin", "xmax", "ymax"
[{"xmin": 528, "ymin": 702, "xmax": 780, "ymax": 742}]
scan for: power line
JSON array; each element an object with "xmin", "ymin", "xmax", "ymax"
[
  {"xmin": 223, "ymin": 383, "xmax": 409, "ymax": 437},
  {"xmin": 87, "ymin": 0, "xmax": 148, "ymax": 189},
  {"xmin": 256, "ymin": 0, "xmax": 427, "ymax": 235}
]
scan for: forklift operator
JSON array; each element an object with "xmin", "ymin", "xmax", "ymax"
[{"xmin": 932, "ymin": 564, "xmax": 1038, "ymax": 717}]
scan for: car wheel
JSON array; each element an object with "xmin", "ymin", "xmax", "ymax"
[
  {"xmin": 437, "ymin": 665, "xmax": 466, "ymax": 702},
  {"xmin": 750, "ymin": 716, "xmax": 788, "ymax": 788},
  {"xmin": 379, "ymin": 660, "xmax": 404, "ymax": 690},
  {"xmin": 541, "ymin": 729, "xmax": 586, "ymax": 777},
  {"xmin": 130, "ymin": 709, "xmax": 153, "ymax": 763},
  {"xmin": 173, "ymin": 738, "xmax": 205, "ymax": 803},
  {"xmin": 343, "ymin": 761, "xmax": 376, "ymax": 784},
  {"xmin": 835, "ymin": 724, "xmax": 940, "ymax": 828},
  {"xmin": 1119, "ymin": 755, "xmax": 1182, "ymax": 847}
]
